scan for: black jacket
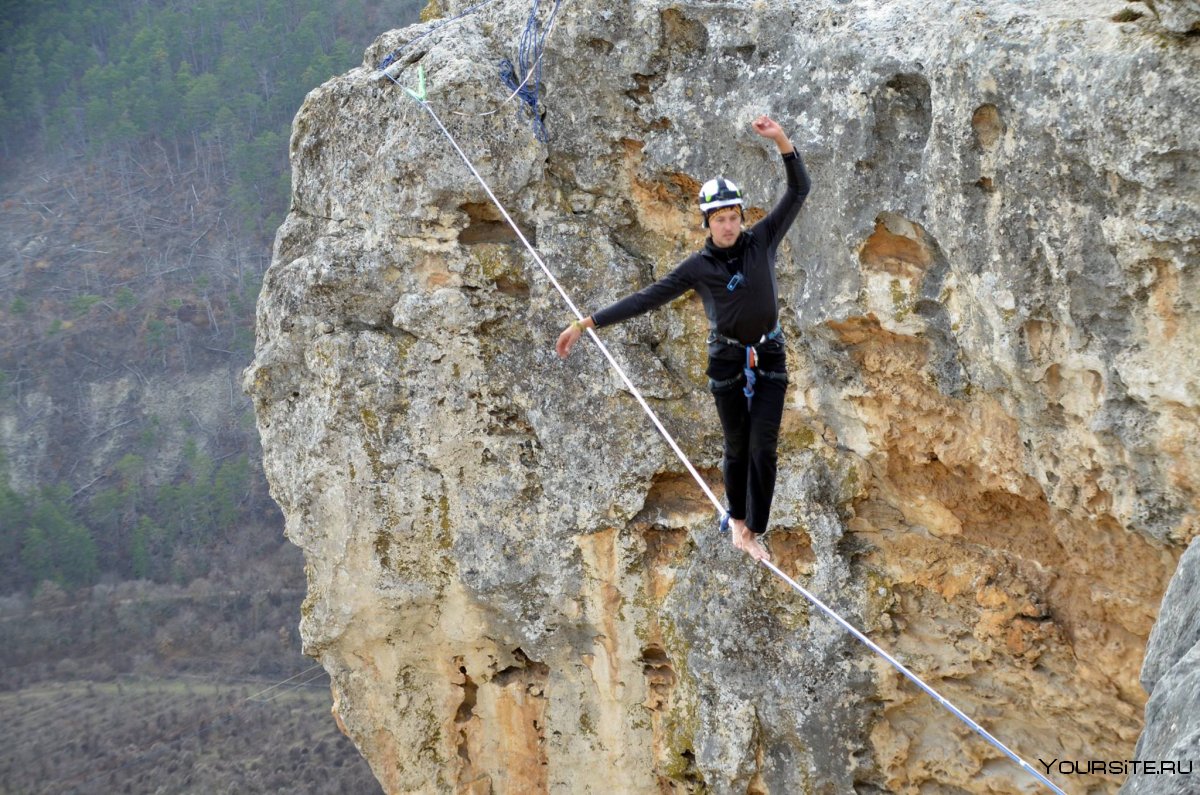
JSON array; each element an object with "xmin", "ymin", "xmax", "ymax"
[{"xmin": 592, "ymin": 151, "xmax": 810, "ymax": 361}]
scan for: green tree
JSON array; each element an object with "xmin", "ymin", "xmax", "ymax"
[
  {"xmin": 31, "ymin": 485, "xmax": 98, "ymax": 589},
  {"xmin": 130, "ymin": 515, "xmax": 154, "ymax": 579},
  {"xmin": 214, "ymin": 455, "xmax": 249, "ymax": 530},
  {"xmin": 55, "ymin": 520, "xmax": 99, "ymax": 587},
  {"xmin": 184, "ymin": 439, "xmax": 214, "ymax": 484},
  {"xmin": 115, "ymin": 453, "xmax": 146, "ymax": 490},
  {"xmin": 182, "ymin": 70, "xmax": 223, "ymax": 139},
  {"xmin": 0, "ymin": 92, "xmax": 13, "ymax": 154},
  {"xmin": 118, "ymin": 26, "xmax": 170, "ymax": 136},
  {"xmin": 144, "ymin": 317, "xmax": 169, "ymax": 352},
  {"xmin": 0, "ymin": 455, "xmax": 30, "ymax": 589},
  {"xmin": 112, "ymin": 452, "xmax": 148, "ymax": 554},
  {"xmin": 21, "ymin": 526, "xmax": 54, "ymax": 585},
  {"xmin": 115, "ymin": 287, "xmax": 138, "ymax": 311},
  {"xmin": 45, "ymin": 85, "xmax": 82, "ymax": 152},
  {"xmin": 6, "ymin": 37, "xmax": 47, "ymax": 136},
  {"xmin": 81, "ymin": 62, "xmax": 123, "ymax": 147},
  {"xmin": 42, "ymin": 33, "xmax": 79, "ymax": 94}
]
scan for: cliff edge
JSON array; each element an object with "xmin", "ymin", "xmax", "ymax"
[{"xmin": 246, "ymin": 1, "xmax": 1199, "ymax": 792}]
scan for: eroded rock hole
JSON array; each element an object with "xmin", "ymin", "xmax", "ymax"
[
  {"xmin": 661, "ymin": 8, "xmax": 709, "ymax": 57},
  {"xmin": 493, "ymin": 647, "xmax": 550, "ymax": 687},
  {"xmin": 972, "ymin": 103, "xmax": 1004, "ymax": 150},
  {"xmin": 454, "ymin": 666, "xmax": 477, "ymax": 724},
  {"xmin": 859, "ymin": 212, "xmax": 934, "ymax": 278},
  {"xmin": 875, "ymin": 73, "xmax": 932, "ymax": 151},
  {"xmin": 587, "ymin": 37, "xmax": 614, "ymax": 55},
  {"xmin": 640, "ymin": 644, "xmax": 676, "ymax": 711},
  {"xmin": 669, "ymin": 749, "xmax": 705, "ymax": 789},
  {"xmin": 458, "ymin": 202, "xmax": 532, "ymax": 246}
]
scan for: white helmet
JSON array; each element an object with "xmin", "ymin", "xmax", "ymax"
[{"xmin": 698, "ymin": 177, "xmax": 744, "ymax": 227}]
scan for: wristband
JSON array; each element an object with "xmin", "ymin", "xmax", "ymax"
[{"xmin": 572, "ymin": 319, "xmax": 586, "ymax": 332}]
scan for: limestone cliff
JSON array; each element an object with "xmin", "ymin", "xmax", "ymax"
[
  {"xmin": 1123, "ymin": 537, "xmax": 1200, "ymax": 793},
  {"xmin": 246, "ymin": 1, "xmax": 1199, "ymax": 792}
]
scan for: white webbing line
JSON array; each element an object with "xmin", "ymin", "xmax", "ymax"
[
  {"xmin": 761, "ymin": 560, "xmax": 1066, "ymax": 793},
  {"xmin": 399, "ymin": 91, "xmax": 1066, "ymax": 795},
  {"xmin": 411, "ymin": 97, "xmax": 725, "ymax": 513}
]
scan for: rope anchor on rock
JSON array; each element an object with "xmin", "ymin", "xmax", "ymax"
[{"xmin": 404, "ymin": 65, "xmax": 426, "ymax": 103}]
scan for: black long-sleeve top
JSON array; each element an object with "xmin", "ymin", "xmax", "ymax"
[{"xmin": 591, "ymin": 151, "xmax": 810, "ymax": 356}]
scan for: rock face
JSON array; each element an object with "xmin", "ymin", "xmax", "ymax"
[
  {"xmin": 1123, "ymin": 537, "xmax": 1200, "ymax": 793},
  {"xmin": 1150, "ymin": 0, "xmax": 1200, "ymax": 33},
  {"xmin": 245, "ymin": 1, "xmax": 1199, "ymax": 792}
]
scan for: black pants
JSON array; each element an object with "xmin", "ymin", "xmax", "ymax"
[{"xmin": 709, "ymin": 356, "xmax": 787, "ymax": 535}]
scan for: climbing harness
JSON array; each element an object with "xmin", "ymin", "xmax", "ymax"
[
  {"xmin": 707, "ymin": 325, "xmax": 786, "ymax": 411},
  {"xmin": 385, "ymin": 65, "xmax": 1067, "ymax": 795}
]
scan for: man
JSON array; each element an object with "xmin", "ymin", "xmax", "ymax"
[{"xmin": 556, "ymin": 115, "xmax": 810, "ymax": 562}]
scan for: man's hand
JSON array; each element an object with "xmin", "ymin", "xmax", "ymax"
[
  {"xmin": 555, "ymin": 317, "xmax": 594, "ymax": 359},
  {"xmin": 752, "ymin": 115, "xmax": 794, "ymax": 155},
  {"xmin": 752, "ymin": 115, "xmax": 783, "ymax": 139}
]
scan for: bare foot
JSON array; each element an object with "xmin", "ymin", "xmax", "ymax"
[{"xmin": 730, "ymin": 519, "xmax": 771, "ymax": 563}]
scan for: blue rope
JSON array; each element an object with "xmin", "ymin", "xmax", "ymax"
[
  {"xmin": 499, "ymin": 0, "xmax": 563, "ymax": 142},
  {"xmin": 379, "ymin": 0, "xmax": 562, "ymax": 143}
]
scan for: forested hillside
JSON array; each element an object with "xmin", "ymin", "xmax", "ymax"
[
  {"xmin": 0, "ymin": 2, "xmax": 423, "ymax": 791},
  {"xmin": 1, "ymin": 0, "xmax": 424, "ymax": 234},
  {"xmin": 0, "ymin": 0, "xmax": 423, "ymax": 594}
]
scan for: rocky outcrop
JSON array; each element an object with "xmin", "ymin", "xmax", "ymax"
[
  {"xmin": 246, "ymin": 1, "xmax": 1199, "ymax": 792},
  {"xmin": 1145, "ymin": 0, "xmax": 1200, "ymax": 33},
  {"xmin": 1123, "ymin": 538, "xmax": 1200, "ymax": 793}
]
